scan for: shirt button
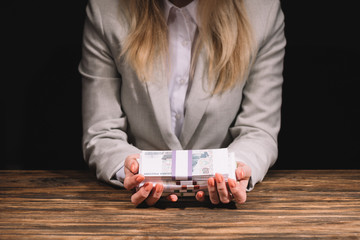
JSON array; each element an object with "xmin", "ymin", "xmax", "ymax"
[
  {"xmin": 179, "ymin": 78, "xmax": 186, "ymax": 84},
  {"xmin": 175, "ymin": 113, "xmax": 181, "ymax": 120},
  {"xmin": 182, "ymin": 40, "xmax": 189, "ymax": 47}
]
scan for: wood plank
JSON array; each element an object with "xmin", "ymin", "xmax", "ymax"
[{"xmin": 0, "ymin": 170, "xmax": 359, "ymax": 239}]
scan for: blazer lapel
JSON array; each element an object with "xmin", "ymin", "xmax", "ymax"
[
  {"xmin": 145, "ymin": 62, "xmax": 183, "ymax": 150},
  {"xmin": 180, "ymin": 50, "xmax": 213, "ymax": 148}
]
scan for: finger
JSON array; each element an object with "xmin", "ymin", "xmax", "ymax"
[
  {"xmin": 215, "ymin": 173, "xmax": 230, "ymax": 204},
  {"xmin": 235, "ymin": 162, "xmax": 251, "ymax": 181},
  {"xmin": 131, "ymin": 182, "xmax": 153, "ymax": 206},
  {"xmin": 123, "ymin": 174, "xmax": 144, "ymax": 190},
  {"xmin": 207, "ymin": 177, "xmax": 219, "ymax": 204},
  {"xmin": 166, "ymin": 194, "xmax": 178, "ymax": 202},
  {"xmin": 228, "ymin": 178, "xmax": 247, "ymax": 204},
  {"xmin": 145, "ymin": 183, "xmax": 164, "ymax": 206},
  {"xmin": 195, "ymin": 191, "xmax": 205, "ymax": 202}
]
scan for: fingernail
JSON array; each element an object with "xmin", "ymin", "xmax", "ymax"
[
  {"xmin": 155, "ymin": 184, "xmax": 163, "ymax": 193},
  {"xmin": 130, "ymin": 164, "xmax": 136, "ymax": 173},
  {"xmin": 228, "ymin": 178, "xmax": 236, "ymax": 188},
  {"xmin": 170, "ymin": 195, "xmax": 177, "ymax": 202},
  {"xmin": 197, "ymin": 191, "xmax": 204, "ymax": 198},
  {"xmin": 208, "ymin": 177, "xmax": 215, "ymax": 187},
  {"xmin": 144, "ymin": 182, "xmax": 153, "ymax": 192},
  {"xmin": 136, "ymin": 175, "xmax": 144, "ymax": 182},
  {"xmin": 215, "ymin": 173, "xmax": 223, "ymax": 184},
  {"xmin": 240, "ymin": 168, "xmax": 245, "ymax": 180}
]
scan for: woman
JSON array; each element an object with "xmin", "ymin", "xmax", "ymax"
[{"xmin": 79, "ymin": 0, "xmax": 286, "ymax": 206}]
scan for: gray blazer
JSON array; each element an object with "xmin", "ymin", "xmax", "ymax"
[{"xmin": 79, "ymin": 0, "xmax": 286, "ymax": 190}]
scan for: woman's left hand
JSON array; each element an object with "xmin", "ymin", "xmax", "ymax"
[{"xmin": 195, "ymin": 162, "xmax": 251, "ymax": 204}]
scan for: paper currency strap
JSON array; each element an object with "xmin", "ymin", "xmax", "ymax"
[{"xmin": 172, "ymin": 150, "xmax": 193, "ymax": 180}]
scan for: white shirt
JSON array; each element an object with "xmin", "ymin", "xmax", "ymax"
[
  {"xmin": 165, "ymin": 0, "xmax": 198, "ymax": 137},
  {"xmin": 116, "ymin": 0, "xmax": 198, "ymax": 181}
]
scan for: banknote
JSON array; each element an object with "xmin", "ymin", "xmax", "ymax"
[{"xmin": 138, "ymin": 148, "xmax": 236, "ymax": 189}]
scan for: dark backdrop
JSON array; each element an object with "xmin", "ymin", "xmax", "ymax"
[{"xmin": 4, "ymin": 1, "xmax": 360, "ymax": 170}]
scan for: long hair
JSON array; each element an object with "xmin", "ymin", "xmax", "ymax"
[{"xmin": 121, "ymin": 0, "xmax": 254, "ymax": 94}]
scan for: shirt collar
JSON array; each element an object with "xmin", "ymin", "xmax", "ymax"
[{"xmin": 163, "ymin": 0, "xmax": 198, "ymax": 26}]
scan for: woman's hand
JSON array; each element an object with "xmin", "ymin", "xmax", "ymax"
[
  {"xmin": 195, "ymin": 162, "xmax": 251, "ymax": 204},
  {"xmin": 123, "ymin": 154, "xmax": 178, "ymax": 206}
]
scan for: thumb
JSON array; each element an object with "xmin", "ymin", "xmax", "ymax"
[
  {"xmin": 235, "ymin": 162, "xmax": 251, "ymax": 181},
  {"xmin": 125, "ymin": 154, "xmax": 140, "ymax": 176}
]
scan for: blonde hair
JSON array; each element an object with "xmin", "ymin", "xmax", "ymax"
[{"xmin": 121, "ymin": 0, "xmax": 254, "ymax": 94}]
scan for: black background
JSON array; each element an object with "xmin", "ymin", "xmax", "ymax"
[{"xmin": 3, "ymin": 1, "xmax": 360, "ymax": 170}]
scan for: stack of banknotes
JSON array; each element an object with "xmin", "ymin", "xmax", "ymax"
[{"xmin": 138, "ymin": 148, "xmax": 236, "ymax": 197}]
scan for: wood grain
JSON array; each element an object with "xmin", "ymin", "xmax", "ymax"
[{"xmin": 1, "ymin": 170, "xmax": 359, "ymax": 239}]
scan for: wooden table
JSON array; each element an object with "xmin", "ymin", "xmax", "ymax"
[{"xmin": 1, "ymin": 170, "xmax": 359, "ymax": 239}]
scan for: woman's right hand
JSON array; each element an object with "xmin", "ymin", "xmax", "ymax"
[{"xmin": 123, "ymin": 154, "xmax": 178, "ymax": 206}]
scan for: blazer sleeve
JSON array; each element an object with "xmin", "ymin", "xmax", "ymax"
[
  {"xmin": 79, "ymin": 0, "xmax": 140, "ymax": 187},
  {"xmin": 228, "ymin": 0, "xmax": 286, "ymax": 190}
]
